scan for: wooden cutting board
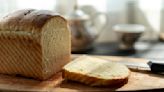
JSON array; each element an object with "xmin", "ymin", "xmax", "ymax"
[{"xmin": 0, "ymin": 55, "xmax": 163, "ymax": 91}]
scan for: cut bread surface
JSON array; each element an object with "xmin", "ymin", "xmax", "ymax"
[
  {"xmin": 42, "ymin": 18, "xmax": 71, "ymax": 79},
  {"xmin": 63, "ymin": 56, "xmax": 130, "ymax": 86}
]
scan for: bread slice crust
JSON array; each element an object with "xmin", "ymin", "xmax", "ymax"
[
  {"xmin": 63, "ymin": 56, "xmax": 130, "ymax": 86},
  {"xmin": 63, "ymin": 69, "xmax": 129, "ymax": 87}
]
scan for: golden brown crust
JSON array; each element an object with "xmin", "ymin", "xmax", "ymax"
[
  {"xmin": 0, "ymin": 9, "xmax": 66, "ymax": 33},
  {"xmin": 0, "ymin": 36, "xmax": 43, "ymax": 80},
  {"xmin": 0, "ymin": 9, "xmax": 70, "ymax": 80},
  {"xmin": 63, "ymin": 69, "xmax": 129, "ymax": 87}
]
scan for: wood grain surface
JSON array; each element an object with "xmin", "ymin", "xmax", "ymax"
[{"xmin": 0, "ymin": 55, "xmax": 163, "ymax": 91}]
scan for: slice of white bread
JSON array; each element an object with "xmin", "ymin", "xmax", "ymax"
[{"xmin": 63, "ymin": 56, "xmax": 130, "ymax": 86}]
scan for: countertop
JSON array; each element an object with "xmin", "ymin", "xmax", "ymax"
[{"xmin": 72, "ymin": 41, "xmax": 164, "ymax": 61}]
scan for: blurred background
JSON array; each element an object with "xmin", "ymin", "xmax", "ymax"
[{"xmin": 1, "ymin": 0, "xmax": 164, "ymax": 60}]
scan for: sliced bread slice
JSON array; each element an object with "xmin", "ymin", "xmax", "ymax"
[{"xmin": 63, "ymin": 55, "xmax": 130, "ymax": 86}]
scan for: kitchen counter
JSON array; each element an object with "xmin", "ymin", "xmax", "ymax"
[{"xmin": 72, "ymin": 41, "xmax": 164, "ymax": 61}]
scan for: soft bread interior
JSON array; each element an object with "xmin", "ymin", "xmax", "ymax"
[
  {"xmin": 63, "ymin": 56, "xmax": 130, "ymax": 86},
  {"xmin": 64, "ymin": 56, "xmax": 129, "ymax": 79},
  {"xmin": 42, "ymin": 17, "xmax": 71, "ymax": 79}
]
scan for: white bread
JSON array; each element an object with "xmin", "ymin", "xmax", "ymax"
[
  {"xmin": 0, "ymin": 9, "xmax": 71, "ymax": 80},
  {"xmin": 63, "ymin": 56, "xmax": 130, "ymax": 86}
]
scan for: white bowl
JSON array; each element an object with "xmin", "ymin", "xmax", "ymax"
[
  {"xmin": 113, "ymin": 24, "xmax": 145, "ymax": 33},
  {"xmin": 113, "ymin": 24, "xmax": 146, "ymax": 50}
]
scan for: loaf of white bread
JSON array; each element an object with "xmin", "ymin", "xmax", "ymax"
[
  {"xmin": 63, "ymin": 56, "xmax": 130, "ymax": 86},
  {"xmin": 0, "ymin": 9, "xmax": 71, "ymax": 80}
]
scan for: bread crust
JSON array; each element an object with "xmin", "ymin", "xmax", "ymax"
[
  {"xmin": 0, "ymin": 9, "xmax": 66, "ymax": 35},
  {"xmin": 0, "ymin": 9, "xmax": 70, "ymax": 80},
  {"xmin": 63, "ymin": 69, "xmax": 130, "ymax": 87}
]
